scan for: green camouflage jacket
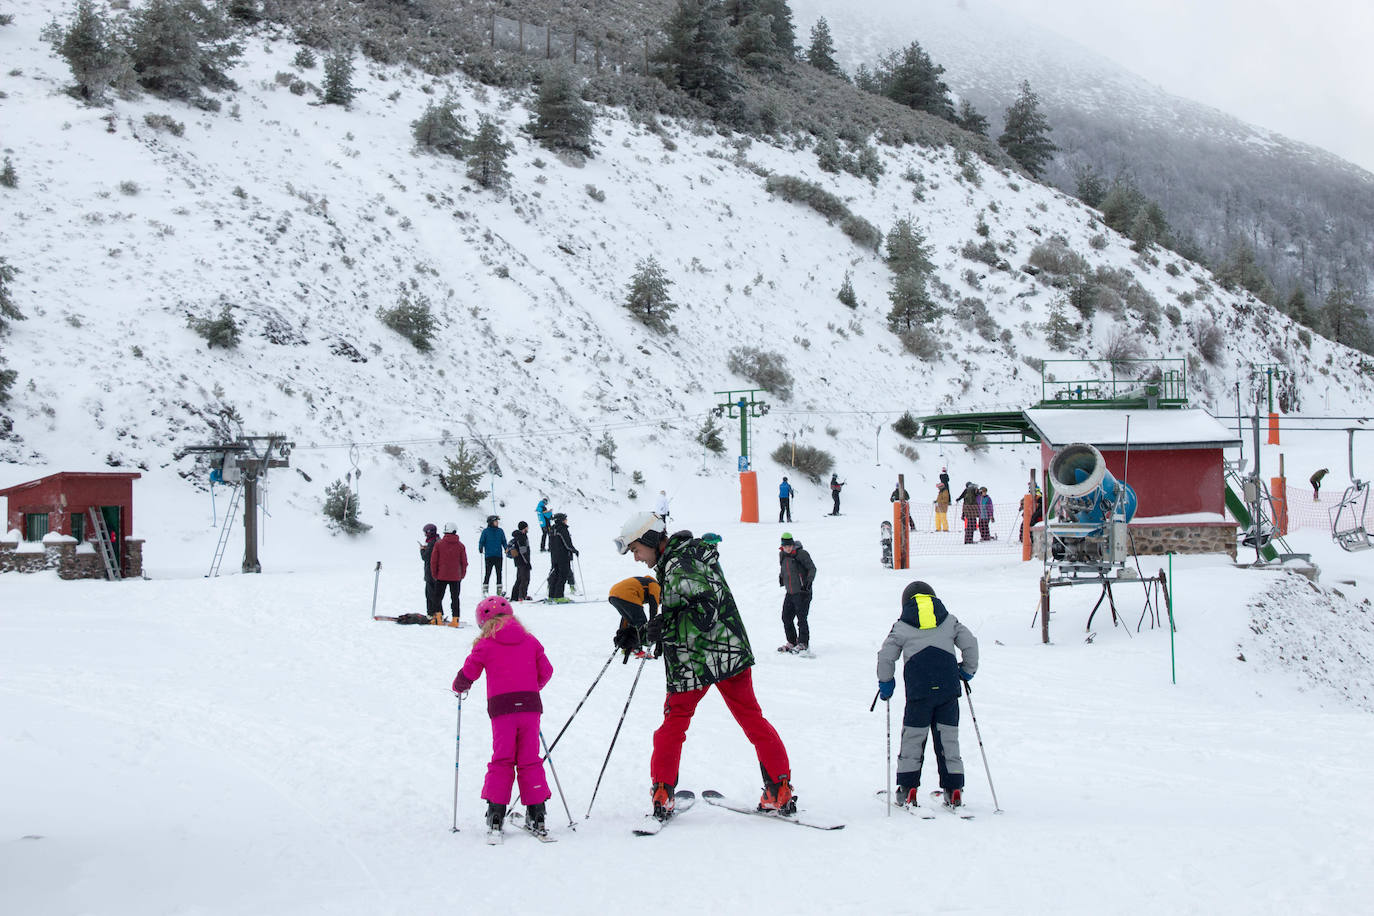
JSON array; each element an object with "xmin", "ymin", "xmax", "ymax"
[{"xmin": 655, "ymin": 531, "xmax": 755, "ymax": 693}]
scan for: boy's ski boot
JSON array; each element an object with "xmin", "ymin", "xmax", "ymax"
[
  {"xmin": 651, "ymin": 783, "xmax": 676, "ymax": 822},
  {"xmin": 758, "ymin": 769, "xmax": 797, "ymax": 816},
  {"xmin": 484, "ymin": 802, "xmax": 506, "ymax": 845},
  {"xmin": 525, "ymin": 802, "xmax": 547, "ymax": 838},
  {"xmin": 944, "ymin": 788, "xmax": 962, "ymax": 808},
  {"xmin": 895, "ymin": 785, "xmax": 919, "ymax": 807}
]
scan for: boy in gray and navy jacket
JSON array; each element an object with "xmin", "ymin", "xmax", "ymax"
[{"xmin": 877, "ymin": 581, "xmax": 979, "ymax": 807}]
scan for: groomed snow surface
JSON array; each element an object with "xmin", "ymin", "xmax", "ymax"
[{"xmin": 4, "ymin": 475, "xmax": 1374, "ymax": 916}]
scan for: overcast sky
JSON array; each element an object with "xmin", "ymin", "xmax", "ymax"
[{"xmin": 989, "ymin": 0, "xmax": 1374, "ymax": 173}]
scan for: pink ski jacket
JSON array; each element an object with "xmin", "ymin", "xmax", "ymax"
[{"xmin": 452, "ymin": 619, "xmax": 553, "ymax": 716}]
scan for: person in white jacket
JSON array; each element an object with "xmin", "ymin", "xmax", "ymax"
[{"xmin": 654, "ymin": 489, "xmax": 671, "ymax": 523}]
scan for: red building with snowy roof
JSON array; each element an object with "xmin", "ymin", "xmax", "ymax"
[{"xmin": 0, "ymin": 471, "xmax": 144, "ymax": 579}]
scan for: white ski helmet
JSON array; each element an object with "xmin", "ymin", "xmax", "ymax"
[
  {"xmin": 615, "ymin": 511, "xmax": 666, "ymax": 555},
  {"xmin": 443, "ymin": 522, "xmax": 458, "ymax": 534}
]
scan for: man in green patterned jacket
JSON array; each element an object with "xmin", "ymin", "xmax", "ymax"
[{"xmin": 615, "ymin": 512, "xmax": 796, "ymax": 821}]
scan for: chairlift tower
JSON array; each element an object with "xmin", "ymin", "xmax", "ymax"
[
  {"xmin": 180, "ymin": 434, "xmax": 294, "ymax": 574},
  {"xmin": 713, "ymin": 388, "xmax": 769, "ymax": 522}
]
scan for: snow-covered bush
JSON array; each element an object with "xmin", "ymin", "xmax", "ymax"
[
  {"xmin": 323, "ymin": 479, "xmax": 370, "ymax": 534},
  {"xmin": 727, "ymin": 346, "xmax": 793, "ymax": 401},
  {"xmin": 771, "ymin": 442, "xmax": 834, "ymax": 483},
  {"xmin": 378, "ymin": 289, "xmax": 436, "ymax": 352}
]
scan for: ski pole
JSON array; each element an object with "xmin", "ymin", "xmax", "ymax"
[
  {"xmin": 885, "ymin": 697, "xmax": 892, "ymax": 816},
  {"xmin": 370, "ymin": 561, "xmax": 381, "ymax": 620},
  {"xmin": 540, "ymin": 730, "xmax": 577, "ymax": 831},
  {"xmin": 451, "ymin": 694, "xmax": 463, "ymax": 832},
  {"xmin": 543, "ymin": 648, "xmax": 617, "ymax": 758},
  {"xmin": 586, "ymin": 655, "xmax": 647, "ymax": 818},
  {"xmin": 869, "ymin": 688, "xmax": 880, "ymax": 712},
  {"xmin": 963, "ymin": 683, "xmax": 1003, "ymax": 814},
  {"xmin": 575, "ymin": 554, "xmax": 586, "ymax": 596}
]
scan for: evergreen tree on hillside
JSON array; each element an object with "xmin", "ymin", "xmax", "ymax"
[
  {"xmin": 1284, "ymin": 288, "xmax": 1315, "ymax": 327},
  {"xmin": 1045, "ymin": 296, "xmax": 1077, "ymax": 350},
  {"xmin": 0, "ymin": 257, "xmax": 22, "ymax": 333},
  {"xmin": 884, "ymin": 217, "xmax": 934, "ymax": 278},
  {"xmin": 322, "ymin": 47, "xmax": 356, "ymax": 107},
  {"xmin": 734, "ymin": 12, "xmax": 780, "ymax": 71},
  {"xmin": 724, "ymin": 0, "xmax": 794, "ymax": 55},
  {"xmin": 531, "ymin": 67, "xmax": 595, "ymax": 156},
  {"xmin": 1321, "ymin": 285, "xmax": 1373, "ymax": 352},
  {"xmin": 624, "ymin": 256, "xmax": 677, "ymax": 333},
  {"xmin": 998, "ymin": 80, "xmax": 1057, "ymax": 178},
  {"xmin": 466, "ymin": 116, "xmax": 512, "ymax": 190},
  {"xmin": 806, "ymin": 16, "xmax": 838, "ymax": 75},
  {"xmin": 954, "ymin": 99, "xmax": 988, "ymax": 136},
  {"xmin": 875, "ymin": 41, "xmax": 954, "ymax": 121},
  {"xmin": 43, "ymin": 0, "xmax": 128, "ymax": 102},
  {"xmin": 126, "ymin": 0, "xmax": 241, "ymax": 105},
  {"xmin": 412, "ymin": 97, "xmax": 468, "ymax": 158},
  {"xmin": 886, "ymin": 270, "xmax": 941, "ymax": 333},
  {"xmin": 1074, "ymin": 164, "xmax": 1107, "ymax": 208},
  {"xmin": 657, "ymin": 0, "xmax": 739, "ymax": 109}
]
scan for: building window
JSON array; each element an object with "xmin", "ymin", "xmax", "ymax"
[
  {"xmin": 23, "ymin": 513, "xmax": 50, "ymax": 541},
  {"xmin": 71, "ymin": 513, "xmax": 86, "ymax": 544}
]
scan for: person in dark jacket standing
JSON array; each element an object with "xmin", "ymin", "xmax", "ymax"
[
  {"xmin": 957, "ymin": 482, "xmax": 980, "ymax": 544},
  {"xmin": 877, "ymin": 580, "xmax": 978, "ymax": 808},
  {"xmin": 829, "ymin": 474, "xmax": 844, "ymax": 516},
  {"xmin": 976, "ymin": 487, "xmax": 995, "ymax": 541},
  {"xmin": 938, "ymin": 467, "xmax": 950, "ymax": 491},
  {"xmin": 478, "ymin": 515, "xmax": 509, "ymax": 596},
  {"xmin": 778, "ymin": 477, "xmax": 794, "ymax": 523},
  {"xmin": 508, "ymin": 521, "xmax": 533, "ymax": 601},
  {"xmin": 430, "ymin": 522, "xmax": 469, "ymax": 624},
  {"xmin": 420, "ymin": 523, "xmax": 442, "ymax": 623},
  {"xmin": 777, "ymin": 533, "xmax": 817, "ymax": 653},
  {"xmin": 536, "ymin": 497, "xmax": 553, "ymax": 551},
  {"xmin": 547, "ymin": 513, "xmax": 578, "ymax": 603}
]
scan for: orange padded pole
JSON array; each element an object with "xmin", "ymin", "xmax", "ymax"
[{"xmin": 739, "ymin": 471, "xmax": 758, "ymax": 523}]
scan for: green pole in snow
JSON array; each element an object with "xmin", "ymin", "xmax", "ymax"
[{"xmin": 1168, "ymin": 553, "xmax": 1176, "ymax": 685}]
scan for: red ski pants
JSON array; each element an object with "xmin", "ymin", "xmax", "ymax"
[{"xmin": 650, "ymin": 668, "xmax": 790, "ymax": 788}]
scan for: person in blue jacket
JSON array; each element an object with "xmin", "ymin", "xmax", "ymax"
[
  {"xmin": 876, "ymin": 581, "xmax": 979, "ymax": 809},
  {"xmin": 778, "ymin": 476, "xmax": 794, "ymax": 523},
  {"xmin": 478, "ymin": 515, "xmax": 509, "ymax": 596},
  {"xmin": 536, "ymin": 497, "xmax": 553, "ymax": 551}
]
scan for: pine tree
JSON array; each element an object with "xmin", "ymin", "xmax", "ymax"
[
  {"xmin": 126, "ymin": 0, "xmax": 241, "ymax": 103},
  {"xmin": 1285, "ymin": 288, "xmax": 1315, "ymax": 327},
  {"xmin": 595, "ymin": 431, "xmax": 618, "ymax": 462},
  {"xmin": 378, "ymin": 287, "xmax": 436, "ymax": 352},
  {"xmin": 43, "ymin": 0, "xmax": 127, "ymax": 102},
  {"xmin": 1074, "ymin": 164, "xmax": 1107, "ymax": 207},
  {"xmin": 190, "ymin": 304, "xmax": 240, "ymax": 349},
  {"xmin": 806, "ymin": 16, "xmax": 838, "ymax": 74},
  {"xmin": 954, "ymin": 99, "xmax": 988, "ymax": 136},
  {"xmin": 998, "ymin": 80, "xmax": 1057, "ymax": 178},
  {"xmin": 696, "ymin": 413, "xmax": 727, "ymax": 454},
  {"xmin": 466, "ymin": 116, "xmax": 512, "ymax": 190},
  {"xmin": 412, "ymin": 97, "xmax": 468, "ymax": 158},
  {"xmin": 1321, "ymin": 285, "xmax": 1373, "ymax": 352},
  {"xmin": 440, "ymin": 442, "xmax": 488, "ymax": 507},
  {"xmin": 886, "ymin": 270, "xmax": 941, "ymax": 333},
  {"xmin": 1045, "ymin": 296, "xmax": 1077, "ymax": 350},
  {"xmin": 734, "ymin": 12, "xmax": 780, "ymax": 70},
  {"xmin": 531, "ymin": 67, "xmax": 595, "ymax": 156},
  {"xmin": 884, "ymin": 217, "xmax": 934, "ymax": 277},
  {"xmin": 876, "ymin": 41, "xmax": 954, "ymax": 121},
  {"xmin": 657, "ymin": 0, "xmax": 739, "ymax": 109},
  {"xmin": 0, "ymin": 157, "xmax": 15, "ymax": 189},
  {"xmin": 624, "ymin": 256, "xmax": 677, "ymax": 333},
  {"xmin": 323, "ymin": 479, "xmax": 371, "ymax": 534},
  {"xmin": 758, "ymin": 0, "xmax": 795, "ymax": 60},
  {"xmin": 322, "ymin": 47, "xmax": 355, "ymax": 107},
  {"xmin": 837, "ymin": 271, "xmax": 857, "ymax": 308},
  {"xmin": 0, "ymin": 257, "xmax": 22, "ymax": 332}
]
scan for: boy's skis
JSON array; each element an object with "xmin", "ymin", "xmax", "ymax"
[
  {"xmin": 930, "ymin": 789, "xmax": 975, "ymax": 819},
  {"xmin": 875, "ymin": 789, "xmax": 935, "ymax": 819},
  {"xmin": 701, "ymin": 790, "xmax": 844, "ymax": 830},
  {"xmin": 633, "ymin": 790, "xmax": 697, "ymax": 836}
]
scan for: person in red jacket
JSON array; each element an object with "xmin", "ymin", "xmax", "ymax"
[{"xmin": 430, "ymin": 522, "xmax": 469, "ymax": 625}]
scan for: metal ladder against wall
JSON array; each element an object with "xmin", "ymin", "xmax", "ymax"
[
  {"xmin": 207, "ymin": 483, "xmax": 243, "ymax": 577},
  {"xmin": 87, "ymin": 507, "xmax": 122, "ymax": 581}
]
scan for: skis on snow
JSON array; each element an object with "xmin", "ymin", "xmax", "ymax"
[
  {"xmin": 875, "ymin": 789, "xmax": 936, "ymax": 819},
  {"xmin": 504, "ymin": 810, "xmax": 559, "ymax": 843},
  {"xmin": 929, "ymin": 789, "xmax": 975, "ymax": 819},
  {"xmin": 701, "ymin": 790, "xmax": 844, "ymax": 830},
  {"xmin": 632, "ymin": 790, "xmax": 697, "ymax": 836}
]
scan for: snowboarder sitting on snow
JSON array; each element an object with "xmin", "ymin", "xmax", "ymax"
[
  {"xmin": 451, "ymin": 596, "xmax": 554, "ymax": 839},
  {"xmin": 478, "ymin": 515, "xmax": 508, "ymax": 597},
  {"xmin": 615, "ymin": 512, "xmax": 797, "ymax": 821},
  {"xmin": 777, "ymin": 533, "xmax": 817, "ymax": 654},
  {"xmin": 877, "ymin": 580, "xmax": 979, "ymax": 809},
  {"xmin": 607, "ymin": 575, "xmax": 662, "ymax": 661}
]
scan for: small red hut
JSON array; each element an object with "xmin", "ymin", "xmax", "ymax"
[{"xmin": 0, "ymin": 471, "xmax": 143, "ymax": 579}]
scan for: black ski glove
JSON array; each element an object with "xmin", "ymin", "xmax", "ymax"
[
  {"xmin": 644, "ymin": 616, "xmax": 663, "ymax": 646},
  {"xmin": 613, "ymin": 625, "xmax": 642, "ymax": 652}
]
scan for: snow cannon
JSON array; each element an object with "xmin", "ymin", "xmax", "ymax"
[{"xmin": 1049, "ymin": 443, "xmax": 1137, "ymax": 527}]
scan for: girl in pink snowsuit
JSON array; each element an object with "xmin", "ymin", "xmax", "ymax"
[{"xmin": 452, "ymin": 596, "xmax": 554, "ymax": 835}]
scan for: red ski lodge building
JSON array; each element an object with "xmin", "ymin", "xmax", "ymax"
[{"xmin": 0, "ymin": 471, "xmax": 144, "ymax": 579}]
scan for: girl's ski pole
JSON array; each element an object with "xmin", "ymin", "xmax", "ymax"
[
  {"xmin": 586, "ymin": 655, "xmax": 647, "ymax": 818},
  {"xmin": 540, "ymin": 730, "xmax": 577, "ymax": 830},
  {"xmin": 450, "ymin": 694, "xmax": 463, "ymax": 832}
]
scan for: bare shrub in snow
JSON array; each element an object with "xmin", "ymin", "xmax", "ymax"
[{"xmin": 728, "ymin": 346, "xmax": 794, "ymax": 401}]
